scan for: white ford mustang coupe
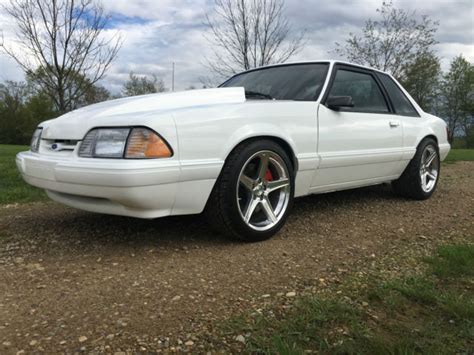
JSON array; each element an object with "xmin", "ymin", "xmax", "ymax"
[{"xmin": 17, "ymin": 61, "xmax": 450, "ymax": 241}]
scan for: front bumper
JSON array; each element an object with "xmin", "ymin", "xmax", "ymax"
[
  {"xmin": 439, "ymin": 143, "xmax": 451, "ymax": 161},
  {"xmin": 16, "ymin": 151, "xmax": 182, "ymax": 218}
]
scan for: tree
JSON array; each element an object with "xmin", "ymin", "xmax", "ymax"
[
  {"xmin": 1, "ymin": 0, "xmax": 121, "ymax": 114},
  {"xmin": 27, "ymin": 67, "xmax": 111, "ymax": 110},
  {"xmin": 333, "ymin": 1, "xmax": 438, "ymax": 80},
  {"xmin": 122, "ymin": 72, "xmax": 166, "ymax": 97},
  {"xmin": 82, "ymin": 84, "xmax": 111, "ymax": 106},
  {"xmin": 440, "ymin": 56, "xmax": 474, "ymax": 145},
  {"xmin": 467, "ymin": 126, "xmax": 474, "ymax": 148},
  {"xmin": 205, "ymin": 0, "xmax": 305, "ymax": 78},
  {"xmin": 21, "ymin": 91, "xmax": 57, "ymax": 142},
  {"xmin": 0, "ymin": 81, "xmax": 31, "ymax": 144},
  {"xmin": 401, "ymin": 53, "xmax": 441, "ymax": 113},
  {"xmin": 0, "ymin": 81, "xmax": 55, "ymax": 144}
]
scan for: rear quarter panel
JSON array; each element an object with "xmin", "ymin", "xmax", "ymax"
[
  {"xmin": 400, "ymin": 113, "xmax": 450, "ymax": 162},
  {"xmin": 386, "ymin": 74, "xmax": 450, "ymax": 161}
]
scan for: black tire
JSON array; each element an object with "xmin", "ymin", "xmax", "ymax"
[
  {"xmin": 392, "ymin": 137, "xmax": 440, "ymax": 200},
  {"xmin": 205, "ymin": 139, "xmax": 295, "ymax": 242}
]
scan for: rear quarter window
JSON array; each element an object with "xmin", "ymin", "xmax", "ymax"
[{"xmin": 377, "ymin": 73, "xmax": 420, "ymax": 117}]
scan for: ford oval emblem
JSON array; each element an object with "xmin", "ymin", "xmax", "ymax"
[{"xmin": 51, "ymin": 143, "xmax": 58, "ymax": 150}]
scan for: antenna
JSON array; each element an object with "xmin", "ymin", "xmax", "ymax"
[{"xmin": 172, "ymin": 62, "xmax": 175, "ymax": 92}]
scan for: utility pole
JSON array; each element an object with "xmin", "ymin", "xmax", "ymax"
[{"xmin": 172, "ymin": 62, "xmax": 175, "ymax": 92}]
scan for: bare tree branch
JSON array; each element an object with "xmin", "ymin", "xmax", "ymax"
[
  {"xmin": 204, "ymin": 0, "xmax": 306, "ymax": 80},
  {"xmin": 332, "ymin": 1, "xmax": 438, "ymax": 80},
  {"xmin": 0, "ymin": 0, "xmax": 122, "ymax": 113}
]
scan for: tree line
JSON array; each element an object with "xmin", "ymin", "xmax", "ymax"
[{"xmin": 0, "ymin": 0, "xmax": 472, "ymax": 146}]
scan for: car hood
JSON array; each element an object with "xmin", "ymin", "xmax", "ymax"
[{"xmin": 40, "ymin": 87, "xmax": 246, "ymax": 140}]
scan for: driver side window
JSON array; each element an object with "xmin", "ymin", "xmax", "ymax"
[{"xmin": 328, "ymin": 69, "xmax": 389, "ymax": 113}]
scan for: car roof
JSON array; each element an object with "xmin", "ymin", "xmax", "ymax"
[{"xmin": 234, "ymin": 60, "xmax": 391, "ymax": 76}]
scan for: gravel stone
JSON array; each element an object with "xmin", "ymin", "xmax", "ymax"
[
  {"xmin": 0, "ymin": 162, "xmax": 472, "ymax": 353},
  {"xmin": 235, "ymin": 335, "xmax": 246, "ymax": 344}
]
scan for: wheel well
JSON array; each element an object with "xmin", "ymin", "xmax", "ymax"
[
  {"xmin": 421, "ymin": 134, "xmax": 438, "ymax": 146},
  {"xmin": 227, "ymin": 136, "xmax": 298, "ymax": 172}
]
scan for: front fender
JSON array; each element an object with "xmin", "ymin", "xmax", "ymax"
[{"xmin": 221, "ymin": 122, "xmax": 299, "ymax": 160}]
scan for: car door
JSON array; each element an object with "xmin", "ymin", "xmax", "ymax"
[{"xmin": 310, "ymin": 64, "xmax": 404, "ymax": 191}]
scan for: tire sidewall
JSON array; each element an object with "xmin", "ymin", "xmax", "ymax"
[{"xmin": 223, "ymin": 140, "xmax": 295, "ymax": 241}]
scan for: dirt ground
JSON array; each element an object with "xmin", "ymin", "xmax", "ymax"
[{"xmin": 0, "ymin": 162, "xmax": 473, "ymax": 353}]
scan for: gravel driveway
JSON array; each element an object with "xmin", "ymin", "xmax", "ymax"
[{"xmin": 1, "ymin": 162, "xmax": 473, "ymax": 353}]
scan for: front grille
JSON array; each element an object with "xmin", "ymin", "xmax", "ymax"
[{"xmin": 39, "ymin": 139, "xmax": 80, "ymax": 157}]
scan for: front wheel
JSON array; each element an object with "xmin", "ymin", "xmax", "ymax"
[
  {"xmin": 392, "ymin": 138, "xmax": 440, "ymax": 200},
  {"xmin": 206, "ymin": 140, "xmax": 295, "ymax": 242}
]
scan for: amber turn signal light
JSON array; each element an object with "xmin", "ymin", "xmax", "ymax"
[{"xmin": 125, "ymin": 128, "xmax": 172, "ymax": 158}]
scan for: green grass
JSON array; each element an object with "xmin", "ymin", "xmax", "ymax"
[
  {"xmin": 0, "ymin": 144, "xmax": 46, "ymax": 205},
  {"xmin": 222, "ymin": 298, "xmax": 365, "ymax": 354},
  {"xmin": 222, "ymin": 244, "xmax": 474, "ymax": 354},
  {"xmin": 445, "ymin": 149, "xmax": 474, "ymax": 162},
  {"xmin": 425, "ymin": 244, "xmax": 474, "ymax": 278}
]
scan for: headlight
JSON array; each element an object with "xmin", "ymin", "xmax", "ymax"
[
  {"xmin": 30, "ymin": 128, "xmax": 43, "ymax": 152},
  {"xmin": 78, "ymin": 127, "xmax": 173, "ymax": 159},
  {"xmin": 80, "ymin": 128, "xmax": 129, "ymax": 158}
]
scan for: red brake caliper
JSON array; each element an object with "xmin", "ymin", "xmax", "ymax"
[{"xmin": 265, "ymin": 169, "xmax": 274, "ymax": 182}]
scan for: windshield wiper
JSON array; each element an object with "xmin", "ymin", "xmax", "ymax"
[{"xmin": 245, "ymin": 90, "xmax": 274, "ymax": 100}]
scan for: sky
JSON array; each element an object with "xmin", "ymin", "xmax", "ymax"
[{"xmin": 0, "ymin": 0, "xmax": 473, "ymax": 94}]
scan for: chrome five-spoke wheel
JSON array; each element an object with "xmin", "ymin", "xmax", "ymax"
[
  {"xmin": 420, "ymin": 145, "xmax": 439, "ymax": 193},
  {"xmin": 206, "ymin": 139, "xmax": 294, "ymax": 241},
  {"xmin": 237, "ymin": 151, "xmax": 291, "ymax": 231}
]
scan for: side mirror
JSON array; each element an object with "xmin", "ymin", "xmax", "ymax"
[{"xmin": 326, "ymin": 96, "xmax": 354, "ymax": 110}]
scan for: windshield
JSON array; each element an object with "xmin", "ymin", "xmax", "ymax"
[{"xmin": 221, "ymin": 63, "xmax": 329, "ymax": 101}]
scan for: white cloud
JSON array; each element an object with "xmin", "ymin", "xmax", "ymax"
[
  {"xmin": 0, "ymin": 55, "xmax": 24, "ymax": 82},
  {"xmin": 0, "ymin": 7, "xmax": 29, "ymax": 82},
  {"xmin": 0, "ymin": 0, "xmax": 473, "ymax": 92},
  {"xmin": 437, "ymin": 42, "xmax": 474, "ymax": 70},
  {"xmin": 101, "ymin": 0, "xmax": 210, "ymax": 22}
]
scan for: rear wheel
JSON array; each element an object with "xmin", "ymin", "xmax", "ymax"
[
  {"xmin": 392, "ymin": 138, "xmax": 440, "ymax": 200},
  {"xmin": 206, "ymin": 140, "xmax": 294, "ymax": 242}
]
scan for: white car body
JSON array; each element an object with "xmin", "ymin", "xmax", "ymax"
[{"xmin": 16, "ymin": 60, "xmax": 450, "ymax": 219}]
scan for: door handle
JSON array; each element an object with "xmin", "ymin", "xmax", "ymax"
[{"xmin": 389, "ymin": 121, "xmax": 400, "ymax": 128}]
